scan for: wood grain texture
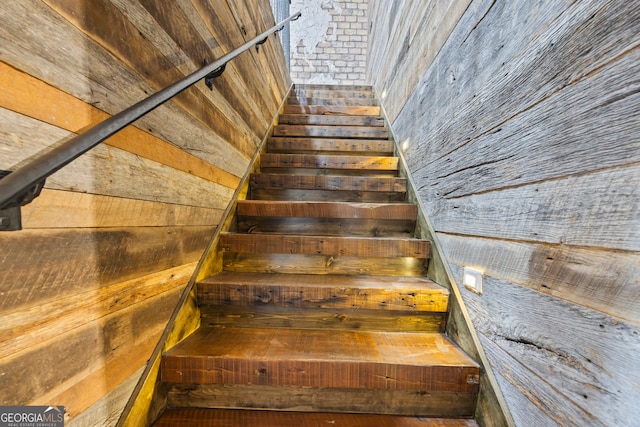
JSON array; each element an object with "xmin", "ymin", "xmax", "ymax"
[
  {"xmin": 162, "ymin": 327, "xmax": 479, "ymax": 392},
  {"xmin": 279, "ymin": 114, "xmax": 385, "ymax": 127},
  {"xmin": 200, "ymin": 305, "xmax": 446, "ymax": 333},
  {"xmin": 198, "ymin": 271, "xmax": 448, "ymax": 312},
  {"xmin": 0, "ymin": 108, "xmax": 235, "ymax": 209},
  {"xmin": 274, "ymin": 125, "xmax": 389, "ymax": 139},
  {"xmin": 429, "ymin": 164, "xmax": 640, "ymax": 251},
  {"xmin": 450, "ymin": 264, "xmax": 640, "ymax": 427},
  {"xmin": 67, "ymin": 367, "xmax": 144, "ymax": 427},
  {"xmin": 250, "ymin": 173, "xmax": 407, "ymax": 192},
  {"xmin": 0, "ymin": 61, "xmax": 240, "ymax": 189},
  {"xmin": 439, "ymin": 233, "xmax": 640, "ymax": 324},
  {"xmin": 155, "ymin": 406, "xmax": 479, "ymax": 425},
  {"xmin": 237, "ymin": 200, "xmax": 416, "ymax": 220},
  {"xmin": 0, "ymin": 0, "xmax": 253, "ymax": 178},
  {"xmin": 222, "ymin": 253, "xmax": 427, "ymax": 277},
  {"xmin": 268, "ymin": 137, "xmax": 394, "ymax": 154},
  {"xmin": 282, "ymin": 105, "xmax": 381, "ymax": 116},
  {"xmin": 0, "ymin": 263, "xmax": 195, "ymax": 360},
  {"xmin": 260, "ymin": 153, "xmax": 398, "ymax": 170},
  {"xmin": 367, "ymin": 0, "xmax": 472, "ymax": 121},
  {"xmin": 0, "ymin": 227, "xmax": 211, "ymax": 311},
  {"xmin": 0, "ymin": 287, "xmax": 180, "ymax": 409},
  {"xmin": 22, "ymin": 189, "xmax": 223, "ymax": 229},
  {"xmin": 221, "ymin": 233, "xmax": 430, "ymax": 258}
]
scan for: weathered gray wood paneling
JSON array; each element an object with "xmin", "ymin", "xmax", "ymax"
[
  {"xmin": 368, "ymin": 0, "xmax": 640, "ymax": 425},
  {"xmin": 0, "ymin": 0, "xmax": 290, "ymax": 424}
]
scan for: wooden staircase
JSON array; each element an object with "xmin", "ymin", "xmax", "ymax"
[{"xmin": 153, "ymin": 85, "xmax": 480, "ymax": 426}]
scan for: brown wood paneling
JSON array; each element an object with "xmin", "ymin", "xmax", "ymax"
[
  {"xmin": 0, "ymin": 227, "xmax": 211, "ymax": 311},
  {"xmin": 1, "ymin": 264, "xmax": 195, "ymax": 360},
  {"xmin": 42, "ymin": 0, "xmax": 258, "ymax": 158},
  {"xmin": 0, "ymin": 287, "xmax": 181, "ymax": 410},
  {"xmin": 162, "ymin": 327, "xmax": 479, "ymax": 392},
  {"xmin": 22, "ymin": 190, "xmax": 222, "ymax": 229},
  {"xmin": 0, "ymin": 62, "xmax": 240, "ymax": 189},
  {"xmin": 154, "ymin": 408, "xmax": 479, "ymax": 427}
]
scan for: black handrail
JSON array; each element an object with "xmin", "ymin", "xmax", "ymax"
[{"xmin": 0, "ymin": 11, "xmax": 301, "ymax": 211}]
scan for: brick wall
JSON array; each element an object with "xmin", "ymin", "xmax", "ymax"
[{"xmin": 290, "ymin": 0, "xmax": 369, "ymax": 85}]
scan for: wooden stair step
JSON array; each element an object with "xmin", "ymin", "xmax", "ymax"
[
  {"xmin": 287, "ymin": 97, "xmax": 379, "ymax": 107},
  {"xmin": 237, "ymin": 201, "xmax": 417, "ymax": 220},
  {"xmin": 278, "ymin": 114, "xmax": 384, "ymax": 127},
  {"xmin": 161, "ymin": 327, "xmax": 480, "ymax": 393},
  {"xmin": 236, "ymin": 200, "xmax": 416, "ymax": 236},
  {"xmin": 291, "ymin": 87, "xmax": 376, "ymax": 99},
  {"xmin": 198, "ymin": 272, "xmax": 448, "ymax": 312},
  {"xmin": 274, "ymin": 124, "xmax": 388, "ymax": 139},
  {"xmin": 250, "ymin": 174, "xmax": 406, "ymax": 192},
  {"xmin": 293, "ymin": 83, "xmax": 375, "ymax": 92},
  {"xmin": 282, "ymin": 105, "xmax": 381, "ymax": 116},
  {"xmin": 260, "ymin": 153, "xmax": 398, "ymax": 171},
  {"xmin": 268, "ymin": 137, "xmax": 394, "ymax": 155},
  {"xmin": 153, "ymin": 408, "xmax": 479, "ymax": 427},
  {"xmin": 220, "ymin": 234, "xmax": 430, "ymax": 259},
  {"xmin": 250, "ymin": 174, "xmax": 407, "ymax": 202}
]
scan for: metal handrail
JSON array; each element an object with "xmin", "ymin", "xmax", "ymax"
[{"xmin": 0, "ymin": 11, "xmax": 301, "ymax": 211}]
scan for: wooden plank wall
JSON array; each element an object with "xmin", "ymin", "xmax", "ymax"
[
  {"xmin": 0, "ymin": 0, "xmax": 289, "ymax": 425},
  {"xmin": 367, "ymin": 0, "xmax": 640, "ymax": 426}
]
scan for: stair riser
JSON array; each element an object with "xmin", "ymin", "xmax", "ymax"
[
  {"xmin": 287, "ymin": 97, "xmax": 378, "ymax": 107},
  {"xmin": 290, "ymin": 89, "xmax": 376, "ymax": 99},
  {"xmin": 282, "ymin": 105, "xmax": 381, "ymax": 116},
  {"xmin": 162, "ymin": 360, "xmax": 479, "ymax": 393},
  {"xmin": 237, "ymin": 217, "xmax": 416, "ymax": 237},
  {"xmin": 268, "ymin": 137, "xmax": 393, "ymax": 155},
  {"xmin": 221, "ymin": 234, "xmax": 430, "ymax": 259},
  {"xmin": 197, "ymin": 283, "xmax": 448, "ymax": 312},
  {"xmin": 279, "ymin": 115, "xmax": 385, "ymax": 127},
  {"xmin": 250, "ymin": 189, "xmax": 407, "ymax": 203},
  {"xmin": 199, "ymin": 306, "xmax": 446, "ymax": 333},
  {"xmin": 222, "ymin": 253, "xmax": 428, "ymax": 276},
  {"xmin": 250, "ymin": 174, "xmax": 407, "ymax": 192},
  {"xmin": 165, "ymin": 385, "xmax": 477, "ymax": 417},
  {"xmin": 274, "ymin": 125, "xmax": 388, "ymax": 139}
]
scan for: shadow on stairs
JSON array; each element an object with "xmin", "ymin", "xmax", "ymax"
[{"xmin": 152, "ymin": 84, "xmax": 480, "ymax": 426}]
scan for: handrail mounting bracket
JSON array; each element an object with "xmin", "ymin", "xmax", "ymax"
[{"xmin": 0, "ymin": 170, "xmax": 45, "ymax": 231}]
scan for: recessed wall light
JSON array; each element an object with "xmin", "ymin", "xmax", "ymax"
[{"xmin": 463, "ymin": 267, "xmax": 483, "ymax": 294}]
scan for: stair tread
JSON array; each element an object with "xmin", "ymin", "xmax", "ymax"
[
  {"xmin": 237, "ymin": 200, "xmax": 416, "ymax": 220},
  {"xmin": 162, "ymin": 327, "xmax": 480, "ymax": 392},
  {"xmin": 220, "ymin": 233, "xmax": 430, "ymax": 258},
  {"xmin": 153, "ymin": 408, "xmax": 479, "ymax": 427}
]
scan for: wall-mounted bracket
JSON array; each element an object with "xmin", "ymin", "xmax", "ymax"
[
  {"xmin": 255, "ymin": 37, "xmax": 268, "ymax": 53},
  {"xmin": 203, "ymin": 60, "xmax": 227, "ymax": 90},
  {"xmin": 0, "ymin": 170, "xmax": 45, "ymax": 231}
]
